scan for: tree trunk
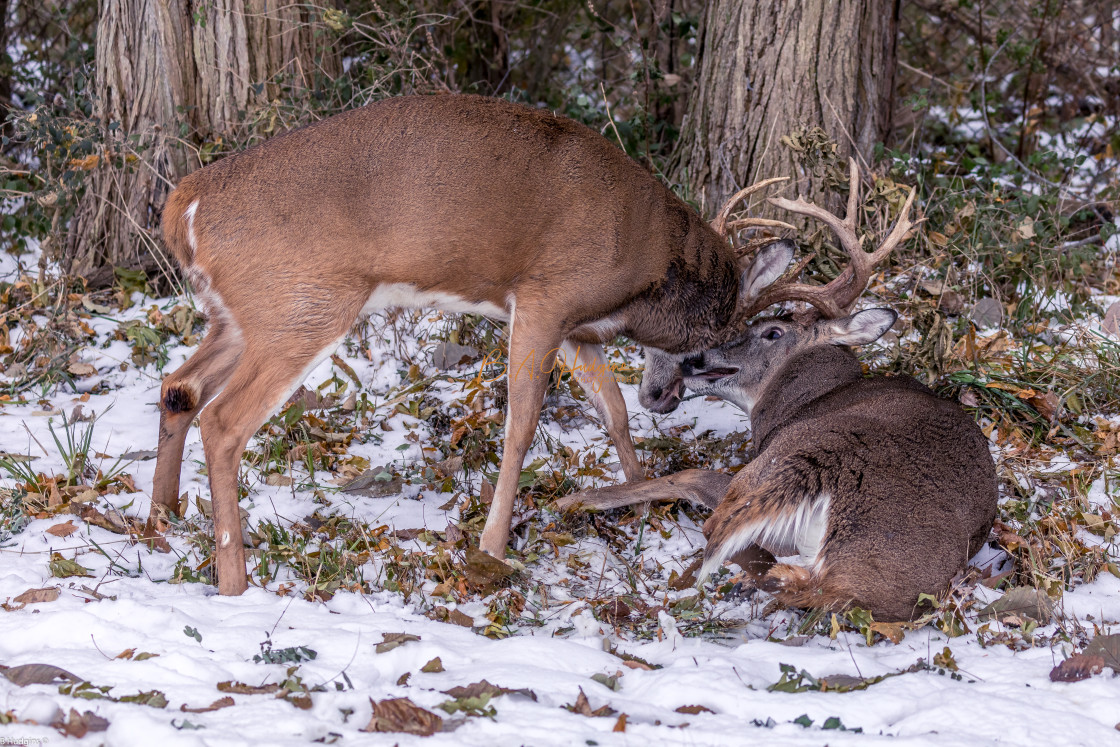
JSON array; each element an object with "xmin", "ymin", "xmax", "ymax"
[
  {"xmin": 66, "ymin": 0, "xmax": 339, "ymax": 289},
  {"xmin": 671, "ymin": 0, "xmax": 899, "ymax": 219}
]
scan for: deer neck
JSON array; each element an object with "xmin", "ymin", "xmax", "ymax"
[
  {"xmin": 749, "ymin": 345, "xmax": 863, "ymax": 450},
  {"xmin": 619, "ymin": 216, "xmax": 740, "ymax": 354}
]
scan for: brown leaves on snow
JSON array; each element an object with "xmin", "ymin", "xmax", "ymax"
[{"xmin": 362, "ymin": 697, "xmax": 443, "ymax": 736}]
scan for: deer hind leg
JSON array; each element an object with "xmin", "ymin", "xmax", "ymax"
[
  {"xmin": 478, "ymin": 319, "xmax": 561, "ymax": 557},
  {"xmin": 560, "ymin": 341, "xmax": 643, "ymax": 482},
  {"xmin": 197, "ymin": 308, "xmax": 360, "ymax": 595},
  {"xmin": 150, "ymin": 318, "xmax": 243, "ymax": 526},
  {"xmin": 758, "ymin": 564, "xmax": 845, "ymax": 611}
]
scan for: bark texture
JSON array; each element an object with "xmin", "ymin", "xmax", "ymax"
[
  {"xmin": 672, "ymin": 0, "xmax": 899, "ymax": 218},
  {"xmin": 67, "ymin": 0, "xmax": 339, "ymax": 287}
]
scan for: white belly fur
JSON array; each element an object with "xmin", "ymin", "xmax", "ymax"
[{"xmin": 362, "ymin": 283, "xmax": 509, "ymax": 321}]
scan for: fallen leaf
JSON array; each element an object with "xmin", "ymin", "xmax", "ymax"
[
  {"xmin": 1016, "ymin": 217, "xmax": 1036, "ymax": 239},
  {"xmin": 362, "ymin": 697, "xmax": 443, "ymax": 736},
  {"xmin": 76, "ymin": 506, "xmax": 132, "ymax": 535},
  {"xmin": 463, "ymin": 546, "xmax": 514, "ymax": 592},
  {"xmin": 977, "ymin": 587, "xmax": 1053, "ymax": 625},
  {"xmin": 599, "ymin": 600, "xmax": 631, "ymax": 624},
  {"xmin": 431, "ymin": 342, "xmax": 480, "ymax": 369},
  {"xmin": 479, "ymin": 480, "xmax": 495, "ymax": 505},
  {"xmin": 1084, "ymin": 634, "xmax": 1120, "ymax": 672},
  {"xmin": 375, "ymin": 633, "xmax": 420, "ymax": 654},
  {"xmin": 52, "ymin": 707, "xmax": 109, "ymax": 738},
  {"xmin": 1103, "ymin": 301, "xmax": 1120, "ymax": 338},
  {"xmin": 443, "ymin": 680, "xmax": 536, "ymax": 702},
  {"xmin": 668, "ymin": 557, "xmax": 702, "ymax": 591},
  {"xmin": 676, "ymin": 704, "xmax": 715, "ymax": 715},
  {"xmin": 119, "ymin": 449, "xmax": 158, "ymax": 461},
  {"xmin": 340, "ymin": 469, "xmax": 404, "ymax": 497},
  {"xmin": 14, "ymin": 587, "xmax": 60, "ymax": 605},
  {"xmin": 565, "ymin": 688, "xmax": 616, "ymax": 718},
  {"xmin": 217, "ymin": 681, "xmax": 281, "ymax": 695},
  {"xmin": 428, "ymin": 606, "xmax": 476, "ymax": 628},
  {"xmin": 48, "ymin": 554, "xmax": 93, "ymax": 579},
  {"xmin": 47, "ymin": 520, "xmax": 78, "ymax": 537},
  {"xmin": 421, "ymin": 657, "xmax": 444, "ymax": 673},
  {"xmin": 971, "ymin": 297, "xmax": 1003, "ymax": 329},
  {"xmin": 612, "ymin": 713, "xmax": 628, "ymax": 732},
  {"xmin": 868, "ymin": 621, "xmax": 907, "ymax": 644},
  {"xmin": 67, "ymin": 362, "xmax": 97, "ymax": 377},
  {"xmin": 180, "ymin": 696, "xmax": 235, "ymax": 713},
  {"xmin": 3, "ymin": 663, "xmax": 82, "ymax": 686},
  {"xmin": 1023, "ymin": 390, "xmax": 1061, "ymax": 421},
  {"xmin": 1049, "ymin": 654, "xmax": 1105, "ymax": 682}
]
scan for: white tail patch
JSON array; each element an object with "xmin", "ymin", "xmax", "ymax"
[
  {"xmin": 184, "ymin": 199, "xmax": 200, "ymax": 252},
  {"xmin": 699, "ymin": 494, "xmax": 831, "ymax": 583}
]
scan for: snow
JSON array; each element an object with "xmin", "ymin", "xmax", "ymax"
[{"xmin": 1, "ymin": 296, "xmax": 1119, "ymax": 745}]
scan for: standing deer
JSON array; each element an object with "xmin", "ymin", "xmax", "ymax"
[
  {"xmin": 151, "ymin": 94, "xmax": 781, "ymax": 595},
  {"xmin": 561, "ymin": 163, "xmax": 999, "ymax": 621}
]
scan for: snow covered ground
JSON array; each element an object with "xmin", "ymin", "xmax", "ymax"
[{"xmin": 1, "ymin": 286, "xmax": 1119, "ymax": 745}]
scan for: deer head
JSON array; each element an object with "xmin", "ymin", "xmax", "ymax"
[{"xmin": 640, "ymin": 158, "xmax": 917, "ymax": 414}]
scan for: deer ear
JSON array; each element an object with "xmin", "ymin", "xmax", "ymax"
[
  {"xmin": 820, "ymin": 308, "xmax": 897, "ymax": 346},
  {"xmin": 739, "ymin": 240, "xmax": 795, "ymax": 306}
]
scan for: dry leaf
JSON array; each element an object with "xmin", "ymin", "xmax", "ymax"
[
  {"xmin": 375, "ymin": 633, "xmax": 420, "ymax": 654},
  {"xmin": 362, "ymin": 697, "xmax": 443, "ymax": 736},
  {"xmin": 479, "ymin": 479, "xmax": 495, "ymax": 505},
  {"xmin": 977, "ymin": 587, "xmax": 1053, "ymax": 625},
  {"xmin": 180, "ymin": 696, "xmax": 235, "ymax": 713},
  {"xmin": 868, "ymin": 621, "xmax": 907, "ymax": 644},
  {"xmin": 676, "ymin": 704, "xmax": 715, "ymax": 715},
  {"xmin": 566, "ymin": 688, "xmax": 616, "ymax": 718},
  {"xmin": 463, "ymin": 546, "xmax": 514, "ymax": 592},
  {"xmin": 599, "ymin": 600, "xmax": 631, "ymax": 624},
  {"xmin": 1084, "ymin": 634, "xmax": 1120, "ymax": 672},
  {"xmin": 1023, "ymin": 391, "xmax": 1061, "ymax": 421},
  {"xmin": 52, "ymin": 707, "xmax": 109, "ymax": 738},
  {"xmin": 442, "ymin": 680, "xmax": 536, "ymax": 703},
  {"xmin": 46, "ymin": 520, "xmax": 78, "ymax": 537},
  {"xmin": 1103, "ymin": 301, "xmax": 1120, "ymax": 338},
  {"xmin": 13, "ymin": 587, "xmax": 60, "ymax": 605},
  {"xmin": 217, "ymin": 681, "xmax": 281, "ymax": 695},
  {"xmin": 1049, "ymin": 654, "xmax": 1105, "ymax": 682},
  {"xmin": 612, "ymin": 713, "xmax": 628, "ymax": 732},
  {"xmin": 3, "ymin": 663, "xmax": 82, "ymax": 686},
  {"xmin": 421, "ymin": 657, "xmax": 444, "ymax": 673}
]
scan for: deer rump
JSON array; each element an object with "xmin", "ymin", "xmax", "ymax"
[{"xmin": 701, "ymin": 375, "xmax": 997, "ymax": 622}]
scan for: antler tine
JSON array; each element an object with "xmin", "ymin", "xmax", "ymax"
[
  {"xmin": 726, "ymin": 217, "xmax": 798, "ymax": 233},
  {"xmin": 711, "ymin": 176, "xmax": 790, "ymax": 238},
  {"xmin": 738, "ymin": 158, "xmax": 920, "ymax": 320},
  {"xmin": 768, "ymin": 158, "xmax": 862, "ymax": 260}
]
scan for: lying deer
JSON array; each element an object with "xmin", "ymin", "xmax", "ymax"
[
  {"xmin": 151, "ymin": 94, "xmax": 786, "ymax": 594},
  {"xmin": 561, "ymin": 163, "xmax": 999, "ymax": 621}
]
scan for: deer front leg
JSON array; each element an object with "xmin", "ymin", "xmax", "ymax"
[
  {"xmin": 560, "ymin": 341, "xmax": 643, "ymax": 482},
  {"xmin": 555, "ymin": 469, "xmax": 732, "ymax": 512},
  {"xmin": 478, "ymin": 321, "xmax": 561, "ymax": 557}
]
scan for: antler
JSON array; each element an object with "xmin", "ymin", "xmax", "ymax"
[
  {"xmin": 739, "ymin": 158, "xmax": 919, "ymax": 319},
  {"xmin": 711, "ymin": 176, "xmax": 795, "ymax": 240}
]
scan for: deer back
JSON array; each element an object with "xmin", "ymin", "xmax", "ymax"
[{"xmin": 162, "ymin": 94, "xmax": 742, "ymax": 354}]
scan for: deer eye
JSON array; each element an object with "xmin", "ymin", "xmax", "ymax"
[{"xmin": 763, "ymin": 327, "xmax": 783, "ymax": 340}]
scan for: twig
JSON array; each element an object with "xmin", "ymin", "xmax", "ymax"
[{"xmin": 978, "ymin": 31, "xmax": 1078, "ymax": 201}]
